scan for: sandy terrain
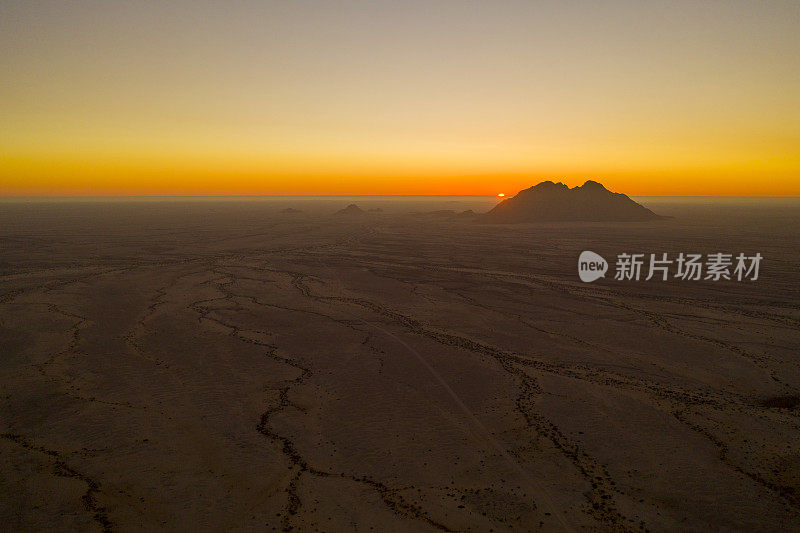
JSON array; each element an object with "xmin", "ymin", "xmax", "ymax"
[{"xmin": 1, "ymin": 198, "xmax": 799, "ymax": 531}]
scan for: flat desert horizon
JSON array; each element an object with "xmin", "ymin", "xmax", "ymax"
[{"xmin": 2, "ymin": 195, "xmax": 799, "ymax": 531}]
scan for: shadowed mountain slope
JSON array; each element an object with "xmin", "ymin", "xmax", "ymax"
[{"xmin": 484, "ymin": 180, "xmax": 661, "ymax": 222}]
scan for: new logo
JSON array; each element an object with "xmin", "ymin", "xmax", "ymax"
[{"xmin": 578, "ymin": 251, "xmax": 608, "ymax": 282}]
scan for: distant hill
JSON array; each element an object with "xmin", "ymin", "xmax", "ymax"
[
  {"xmin": 425, "ymin": 209, "xmax": 479, "ymax": 219},
  {"xmin": 483, "ymin": 180, "xmax": 661, "ymax": 223},
  {"xmin": 281, "ymin": 207, "xmax": 302, "ymax": 214},
  {"xmin": 335, "ymin": 204, "xmax": 365, "ymax": 216}
]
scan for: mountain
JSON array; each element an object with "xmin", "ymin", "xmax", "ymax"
[
  {"xmin": 335, "ymin": 203, "xmax": 365, "ymax": 216},
  {"xmin": 483, "ymin": 180, "xmax": 661, "ymax": 223}
]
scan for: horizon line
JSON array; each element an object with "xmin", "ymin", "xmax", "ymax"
[{"xmin": 3, "ymin": 194, "xmax": 800, "ymax": 200}]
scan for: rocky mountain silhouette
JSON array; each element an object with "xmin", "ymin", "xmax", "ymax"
[
  {"xmin": 335, "ymin": 204, "xmax": 365, "ymax": 216},
  {"xmin": 483, "ymin": 180, "xmax": 661, "ymax": 222}
]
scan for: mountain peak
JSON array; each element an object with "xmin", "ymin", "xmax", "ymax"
[
  {"xmin": 484, "ymin": 180, "xmax": 661, "ymax": 223},
  {"xmin": 532, "ymin": 180, "xmax": 567, "ymax": 190},
  {"xmin": 523, "ymin": 181, "xmax": 568, "ymax": 193},
  {"xmin": 579, "ymin": 180, "xmax": 607, "ymax": 191},
  {"xmin": 335, "ymin": 203, "xmax": 365, "ymax": 215}
]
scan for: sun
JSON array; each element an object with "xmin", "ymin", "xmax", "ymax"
[{"xmin": 497, "ymin": 193, "xmax": 505, "ymax": 197}]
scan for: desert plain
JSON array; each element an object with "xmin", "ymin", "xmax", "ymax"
[{"xmin": 1, "ymin": 197, "xmax": 799, "ymax": 531}]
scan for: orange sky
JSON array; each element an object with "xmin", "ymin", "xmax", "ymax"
[{"xmin": 1, "ymin": 1, "xmax": 798, "ymax": 196}]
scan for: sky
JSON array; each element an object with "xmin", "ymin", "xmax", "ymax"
[{"xmin": 1, "ymin": 0, "xmax": 798, "ymax": 196}]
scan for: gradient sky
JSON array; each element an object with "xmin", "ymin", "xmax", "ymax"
[{"xmin": 1, "ymin": 1, "xmax": 798, "ymax": 196}]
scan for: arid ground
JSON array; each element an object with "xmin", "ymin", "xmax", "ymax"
[{"xmin": 1, "ymin": 198, "xmax": 799, "ymax": 531}]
